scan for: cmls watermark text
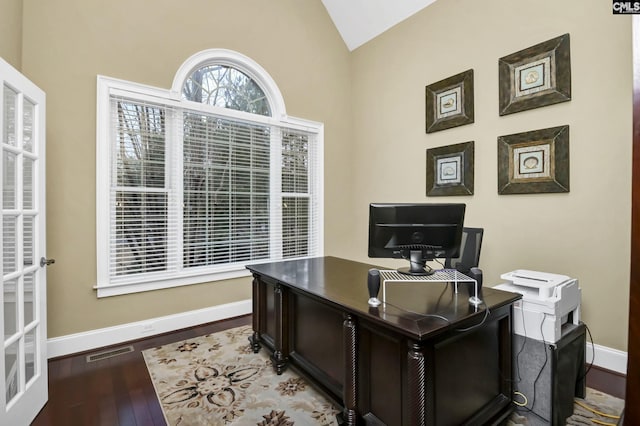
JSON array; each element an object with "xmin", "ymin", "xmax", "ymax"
[{"xmin": 613, "ymin": 1, "xmax": 640, "ymax": 13}]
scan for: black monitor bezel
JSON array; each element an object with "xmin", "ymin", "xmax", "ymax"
[{"xmin": 368, "ymin": 203, "xmax": 466, "ymax": 274}]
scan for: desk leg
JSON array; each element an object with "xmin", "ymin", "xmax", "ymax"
[
  {"xmin": 408, "ymin": 342, "xmax": 427, "ymax": 426},
  {"xmin": 342, "ymin": 314, "xmax": 358, "ymax": 425},
  {"xmin": 271, "ymin": 283, "xmax": 289, "ymax": 375},
  {"xmin": 249, "ymin": 275, "xmax": 262, "ymax": 353}
]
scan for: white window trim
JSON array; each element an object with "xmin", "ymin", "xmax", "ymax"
[
  {"xmin": 171, "ymin": 49, "xmax": 287, "ymax": 119},
  {"xmin": 95, "ymin": 51, "xmax": 324, "ymax": 298}
]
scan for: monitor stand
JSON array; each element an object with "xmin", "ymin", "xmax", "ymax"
[{"xmin": 398, "ymin": 250, "xmax": 435, "ymax": 276}]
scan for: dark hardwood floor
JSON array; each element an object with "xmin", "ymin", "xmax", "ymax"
[
  {"xmin": 32, "ymin": 315, "xmax": 252, "ymax": 426},
  {"xmin": 32, "ymin": 314, "xmax": 625, "ymax": 425}
]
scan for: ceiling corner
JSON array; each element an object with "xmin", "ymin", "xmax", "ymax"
[{"xmin": 321, "ymin": 0, "xmax": 437, "ymax": 51}]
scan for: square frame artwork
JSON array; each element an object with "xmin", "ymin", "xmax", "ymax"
[
  {"xmin": 498, "ymin": 34, "xmax": 571, "ymax": 116},
  {"xmin": 426, "ymin": 141, "xmax": 474, "ymax": 196},
  {"xmin": 426, "ymin": 69, "xmax": 474, "ymax": 133},
  {"xmin": 497, "ymin": 125, "xmax": 569, "ymax": 194}
]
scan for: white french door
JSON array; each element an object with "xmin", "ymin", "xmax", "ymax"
[{"xmin": 0, "ymin": 57, "xmax": 48, "ymax": 425}]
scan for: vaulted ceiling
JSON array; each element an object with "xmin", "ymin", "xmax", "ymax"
[{"xmin": 320, "ymin": 0, "xmax": 437, "ymax": 51}]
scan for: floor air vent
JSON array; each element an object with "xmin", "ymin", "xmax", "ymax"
[{"xmin": 86, "ymin": 345, "xmax": 134, "ymax": 363}]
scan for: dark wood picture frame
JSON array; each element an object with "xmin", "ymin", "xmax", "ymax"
[
  {"xmin": 499, "ymin": 34, "xmax": 571, "ymax": 116},
  {"xmin": 426, "ymin": 141, "xmax": 474, "ymax": 196},
  {"xmin": 426, "ymin": 69, "xmax": 474, "ymax": 133},
  {"xmin": 497, "ymin": 125, "xmax": 569, "ymax": 194}
]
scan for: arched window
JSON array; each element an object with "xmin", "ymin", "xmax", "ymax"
[
  {"xmin": 96, "ymin": 50, "xmax": 323, "ymax": 297},
  {"xmin": 182, "ymin": 65, "xmax": 271, "ymax": 116}
]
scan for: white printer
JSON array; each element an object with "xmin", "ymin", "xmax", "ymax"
[{"xmin": 494, "ymin": 270, "xmax": 581, "ymax": 343}]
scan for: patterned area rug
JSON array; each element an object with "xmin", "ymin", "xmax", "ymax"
[
  {"xmin": 142, "ymin": 325, "xmax": 339, "ymax": 425},
  {"xmin": 143, "ymin": 325, "xmax": 624, "ymax": 425}
]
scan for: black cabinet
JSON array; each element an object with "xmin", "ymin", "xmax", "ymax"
[{"xmin": 513, "ymin": 322, "xmax": 586, "ymax": 424}]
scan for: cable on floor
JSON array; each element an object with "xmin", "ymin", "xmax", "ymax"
[
  {"xmin": 574, "ymin": 399, "xmax": 620, "ymax": 419},
  {"xmin": 513, "ymin": 391, "xmax": 528, "ymax": 407}
]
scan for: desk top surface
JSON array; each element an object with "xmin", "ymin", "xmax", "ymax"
[{"xmin": 247, "ymin": 256, "xmax": 520, "ymax": 340}]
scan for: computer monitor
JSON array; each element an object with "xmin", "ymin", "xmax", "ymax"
[{"xmin": 368, "ymin": 203, "xmax": 466, "ymax": 275}]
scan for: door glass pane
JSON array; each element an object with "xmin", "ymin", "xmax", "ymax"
[
  {"xmin": 23, "ymin": 215, "xmax": 34, "ymax": 267},
  {"xmin": 23, "ymin": 99, "xmax": 34, "ymax": 152},
  {"xmin": 24, "ymin": 272, "xmax": 35, "ymax": 326},
  {"xmin": 25, "ymin": 328, "xmax": 36, "ymax": 384},
  {"xmin": 3, "ymin": 215, "xmax": 17, "ymax": 274},
  {"xmin": 3, "ymin": 150, "xmax": 17, "ymax": 209},
  {"xmin": 3, "ymin": 278, "xmax": 18, "ymax": 338},
  {"xmin": 23, "ymin": 157, "xmax": 34, "ymax": 209},
  {"xmin": 5, "ymin": 340, "xmax": 19, "ymax": 404},
  {"xmin": 3, "ymin": 85, "xmax": 17, "ymax": 146},
  {"xmin": 1, "ymin": 58, "xmax": 46, "ymax": 423}
]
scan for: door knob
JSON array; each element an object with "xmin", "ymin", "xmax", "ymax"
[{"xmin": 40, "ymin": 257, "xmax": 55, "ymax": 267}]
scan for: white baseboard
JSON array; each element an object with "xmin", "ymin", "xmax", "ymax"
[
  {"xmin": 588, "ymin": 342, "xmax": 628, "ymax": 375},
  {"xmin": 47, "ymin": 298, "xmax": 628, "ymax": 377},
  {"xmin": 47, "ymin": 299, "xmax": 252, "ymax": 359}
]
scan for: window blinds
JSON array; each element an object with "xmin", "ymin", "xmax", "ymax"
[
  {"xmin": 110, "ymin": 98, "xmax": 175, "ymax": 278},
  {"xmin": 107, "ymin": 94, "xmax": 320, "ymax": 284},
  {"xmin": 182, "ymin": 111, "xmax": 272, "ymax": 267}
]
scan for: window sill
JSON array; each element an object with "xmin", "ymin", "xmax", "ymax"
[{"xmin": 94, "ymin": 268, "xmax": 252, "ymax": 298}]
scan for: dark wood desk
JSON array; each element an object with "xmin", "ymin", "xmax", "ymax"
[{"xmin": 247, "ymin": 256, "xmax": 520, "ymax": 425}]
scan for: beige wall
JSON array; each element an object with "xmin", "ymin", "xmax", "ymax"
[
  {"xmin": 349, "ymin": 0, "xmax": 632, "ymax": 350},
  {"xmin": 20, "ymin": 0, "xmax": 352, "ymax": 337},
  {"xmin": 0, "ymin": 0, "xmax": 23, "ymax": 69},
  {"xmin": 13, "ymin": 0, "xmax": 633, "ymax": 352}
]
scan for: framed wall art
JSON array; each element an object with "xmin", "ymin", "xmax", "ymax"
[
  {"xmin": 425, "ymin": 69, "xmax": 474, "ymax": 133},
  {"xmin": 497, "ymin": 125, "xmax": 569, "ymax": 194},
  {"xmin": 426, "ymin": 141, "xmax": 474, "ymax": 196},
  {"xmin": 498, "ymin": 33, "xmax": 571, "ymax": 116}
]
